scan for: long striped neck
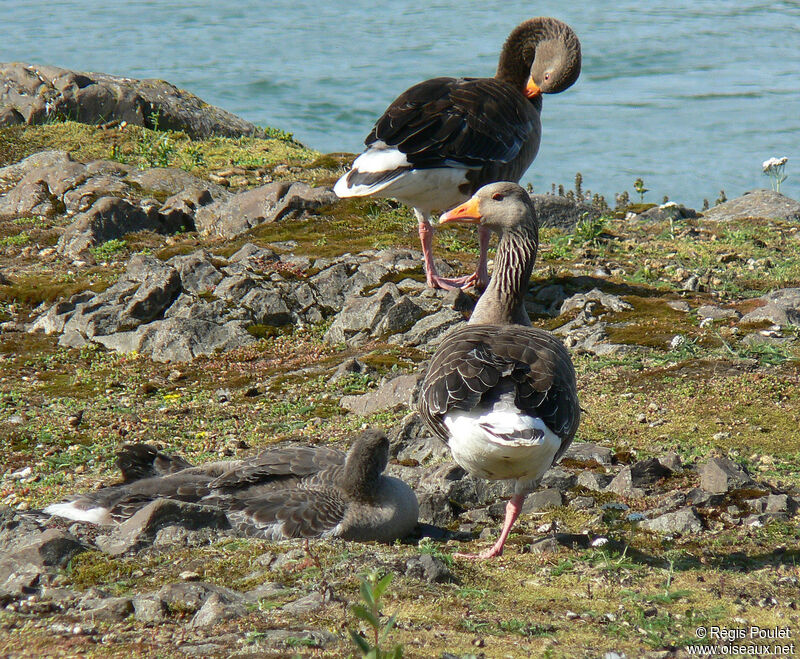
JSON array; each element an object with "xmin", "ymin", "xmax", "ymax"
[{"xmin": 469, "ymin": 224, "xmax": 538, "ymax": 326}]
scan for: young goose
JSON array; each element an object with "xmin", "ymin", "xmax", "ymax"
[
  {"xmin": 334, "ymin": 17, "xmax": 581, "ymax": 290},
  {"xmin": 45, "ymin": 430, "xmax": 419, "ymax": 543},
  {"xmin": 418, "ymin": 182, "xmax": 580, "ymax": 558}
]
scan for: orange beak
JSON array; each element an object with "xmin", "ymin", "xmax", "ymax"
[
  {"xmin": 440, "ymin": 197, "xmax": 482, "ymax": 225},
  {"xmin": 524, "ymin": 76, "xmax": 542, "ymax": 99}
]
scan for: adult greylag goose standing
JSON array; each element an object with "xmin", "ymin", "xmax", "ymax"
[
  {"xmin": 334, "ymin": 17, "xmax": 581, "ymax": 290},
  {"xmin": 419, "ymin": 182, "xmax": 580, "ymax": 558},
  {"xmin": 45, "ymin": 429, "xmax": 419, "ymax": 543}
]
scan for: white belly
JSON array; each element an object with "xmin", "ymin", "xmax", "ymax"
[
  {"xmin": 444, "ymin": 411, "xmax": 561, "ymax": 484},
  {"xmin": 377, "ymin": 167, "xmax": 471, "ymax": 213}
]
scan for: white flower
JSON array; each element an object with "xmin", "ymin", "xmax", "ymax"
[{"xmin": 762, "ymin": 156, "xmax": 788, "ymax": 172}]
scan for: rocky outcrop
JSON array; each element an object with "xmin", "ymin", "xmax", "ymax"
[
  {"xmin": 0, "ymin": 150, "xmax": 227, "ymax": 258},
  {"xmin": 700, "ymin": 189, "xmax": 800, "ymax": 222},
  {"xmin": 195, "ymin": 181, "xmax": 337, "ymax": 239},
  {"xmin": 530, "ymin": 193, "xmax": 602, "ymax": 230},
  {"xmin": 0, "ymin": 62, "xmax": 266, "ymax": 139},
  {"xmin": 27, "ymin": 246, "xmax": 442, "ymax": 361}
]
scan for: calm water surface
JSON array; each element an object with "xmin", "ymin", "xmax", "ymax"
[{"xmin": 3, "ymin": 1, "xmax": 799, "ymax": 206}]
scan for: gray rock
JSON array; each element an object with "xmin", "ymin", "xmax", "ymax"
[
  {"xmin": 340, "ymin": 372, "xmax": 421, "ymax": 416},
  {"xmin": 698, "ymin": 457, "xmax": 754, "ymax": 494},
  {"xmin": 739, "ymin": 288, "xmax": 800, "ymax": 326},
  {"xmin": 576, "ymin": 471, "xmax": 611, "ymax": 491},
  {"xmin": 158, "ymin": 581, "xmax": 245, "ymax": 614},
  {"xmin": 189, "ymin": 592, "xmax": 249, "ymax": 628},
  {"xmin": 607, "ymin": 459, "xmax": 670, "ymax": 497},
  {"xmin": 700, "ymin": 189, "xmax": 800, "ymax": 223},
  {"xmin": 94, "ymin": 317, "xmax": 257, "ymax": 362},
  {"xmin": 58, "ymin": 255, "xmax": 181, "ymax": 344},
  {"xmin": 94, "ymin": 499, "xmax": 230, "ymax": 555},
  {"xmin": 168, "ymin": 250, "xmax": 223, "ymax": 294},
  {"xmin": 530, "ymin": 193, "xmax": 601, "ymax": 230},
  {"xmin": 560, "ymin": 288, "xmax": 633, "ymax": 315},
  {"xmin": 1, "ymin": 527, "xmax": 86, "ymax": 569},
  {"xmin": 240, "ymin": 287, "xmax": 292, "ymax": 325},
  {"xmin": 417, "ymin": 490, "xmax": 457, "ymax": 526},
  {"xmin": 658, "ymin": 451, "xmax": 683, "ymax": 472},
  {"xmin": 389, "ymin": 309, "xmax": 464, "ymax": 348},
  {"xmin": 282, "ymin": 591, "xmax": 329, "ymax": 614},
  {"xmin": 521, "ymin": 489, "xmax": 564, "ymax": 513},
  {"xmin": 373, "ymin": 296, "xmax": 426, "ymax": 337},
  {"xmin": 228, "ymin": 242, "xmax": 277, "ymax": 265},
  {"xmin": 405, "ymin": 553, "xmax": 455, "ymax": 583},
  {"xmin": 57, "ymin": 196, "xmax": 189, "ymax": 258},
  {"xmin": 0, "ymin": 179, "xmax": 56, "ymax": 218},
  {"xmin": 196, "ymin": 181, "xmax": 336, "ymax": 238},
  {"xmin": 242, "ymin": 582, "xmax": 285, "ymax": 603},
  {"xmin": 667, "ymin": 300, "xmax": 691, "ymax": 312},
  {"xmin": 606, "ymin": 468, "xmax": 645, "ymax": 498},
  {"xmin": 397, "ymin": 434, "xmax": 450, "ymax": 465},
  {"xmin": 132, "ymin": 594, "xmax": 168, "ymax": 623},
  {"xmin": 324, "ymin": 282, "xmax": 400, "ymax": 345},
  {"xmin": 540, "ymin": 468, "xmax": 577, "ymax": 490},
  {"xmin": 0, "ymin": 557, "xmax": 45, "ymax": 600},
  {"xmin": 563, "ymin": 442, "xmax": 613, "ymax": 465},
  {"xmin": 697, "ymin": 305, "xmax": 741, "ymax": 321},
  {"xmin": 640, "ymin": 507, "xmax": 703, "ymax": 534},
  {"xmin": 634, "ymin": 202, "xmax": 698, "ymax": 222},
  {"xmin": 0, "ymin": 62, "xmax": 266, "ymax": 138},
  {"xmin": 79, "ymin": 596, "xmax": 134, "ymax": 622},
  {"xmin": 766, "ymin": 494, "xmax": 792, "ymax": 514},
  {"xmin": 570, "ymin": 496, "xmax": 596, "ymax": 510}
]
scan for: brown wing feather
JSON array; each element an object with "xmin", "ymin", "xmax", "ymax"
[
  {"xmin": 419, "ymin": 325, "xmax": 580, "ymax": 458},
  {"xmin": 368, "ymin": 77, "xmax": 540, "ymax": 170},
  {"xmin": 209, "ymin": 446, "xmax": 345, "ymax": 491},
  {"xmin": 227, "ymin": 487, "xmax": 347, "ymax": 539}
]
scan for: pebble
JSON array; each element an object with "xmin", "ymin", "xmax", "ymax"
[{"xmin": 9, "ymin": 466, "xmax": 32, "ymax": 479}]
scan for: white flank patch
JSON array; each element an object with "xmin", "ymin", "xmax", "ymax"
[
  {"xmin": 334, "ymin": 142, "xmax": 471, "ymax": 212},
  {"xmin": 351, "ymin": 143, "xmax": 410, "ymax": 173},
  {"xmin": 444, "ymin": 410, "xmax": 561, "ymax": 482},
  {"xmin": 44, "ymin": 501, "xmax": 111, "ymax": 524}
]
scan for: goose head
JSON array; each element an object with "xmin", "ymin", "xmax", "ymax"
[
  {"xmin": 497, "ymin": 17, "xmax": 581, "ymax": 99},
  {"xmin": 439, "ymin": 182, "xmax": 537, "ymax": 236},
  {"xmin": 341, "ymin": 429, "xmax": 390, "ymax": 501}
]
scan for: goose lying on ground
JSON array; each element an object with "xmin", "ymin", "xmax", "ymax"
[
  {"xmin": 45, "ymin": 429, "xmax": 419, "ymax": 543},
  {"xmin": 334, "ymin": 17, "xmax": 581, "ymax": 290},
  {"xmin": 419, "ymin": 182, "xmax": 580, "ymax": 558}
]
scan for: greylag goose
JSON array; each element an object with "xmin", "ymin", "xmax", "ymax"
[
  {"xmin": 334, "ymin": 17, "xmax": 581, "ymax": 290},
  {"xmin": 45, "ymin": 429, "xmax": 419, "ymax": 543},
  {"xmin": 418, "ymin": 182, "xmax": 580, "ymax": 558}
]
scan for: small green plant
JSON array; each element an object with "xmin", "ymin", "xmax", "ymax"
[
  {"xmin": 183, "ymin": 143, "xmax": 205, "ymax": 168},
  {"xmin": 572, "ymin": 213, "xmax": 609, "ymax": 246},
  {"xmin": 90, "ymin": 238, "xmax": 128, "ymax": 260},
  {"xmin": 762, "ymin": 156, "xmax": 788, "ymax": 193},
  {"xmin": 0, "ymin": 233, "xmax": 31, "ymax": 247},
  {"xmin": 262, "ymin": 125, "xmax": 296, "ymax": 142},
  {"xmin": 349, "ymin": 571, "xmax": 403, "ymax": 658},
  {"xmin": 633, "ymin": 177, "xmax": 648, "ymax": 202}
]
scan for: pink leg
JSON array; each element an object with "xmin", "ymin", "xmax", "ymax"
[
  {"xmin": 417, "ymin": 212, "xmax": 487, "ymax": 290},
  {"xmin": 456, "ymin": 492, "xmax": 525, "ymax": 560}
]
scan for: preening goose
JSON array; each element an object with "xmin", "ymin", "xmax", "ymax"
[
  {"xmin": 334, "ymin": 17, "xmax": 581, "ymax": 290},
  {"xmin": 45, "ymin": 429, "xmax": 419, "ymax": 543},
  {"xmin": 418, "ymin": 182, "xmax": 580, "ymax": 558}
]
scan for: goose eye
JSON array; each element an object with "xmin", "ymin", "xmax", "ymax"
[
  {"xmin": 492, "ymin": 193, "xmax": 504, "ymax": 201},
  {"xmin": 544, "ymin": 72, "xmax": 551, "ymax": 81}
]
